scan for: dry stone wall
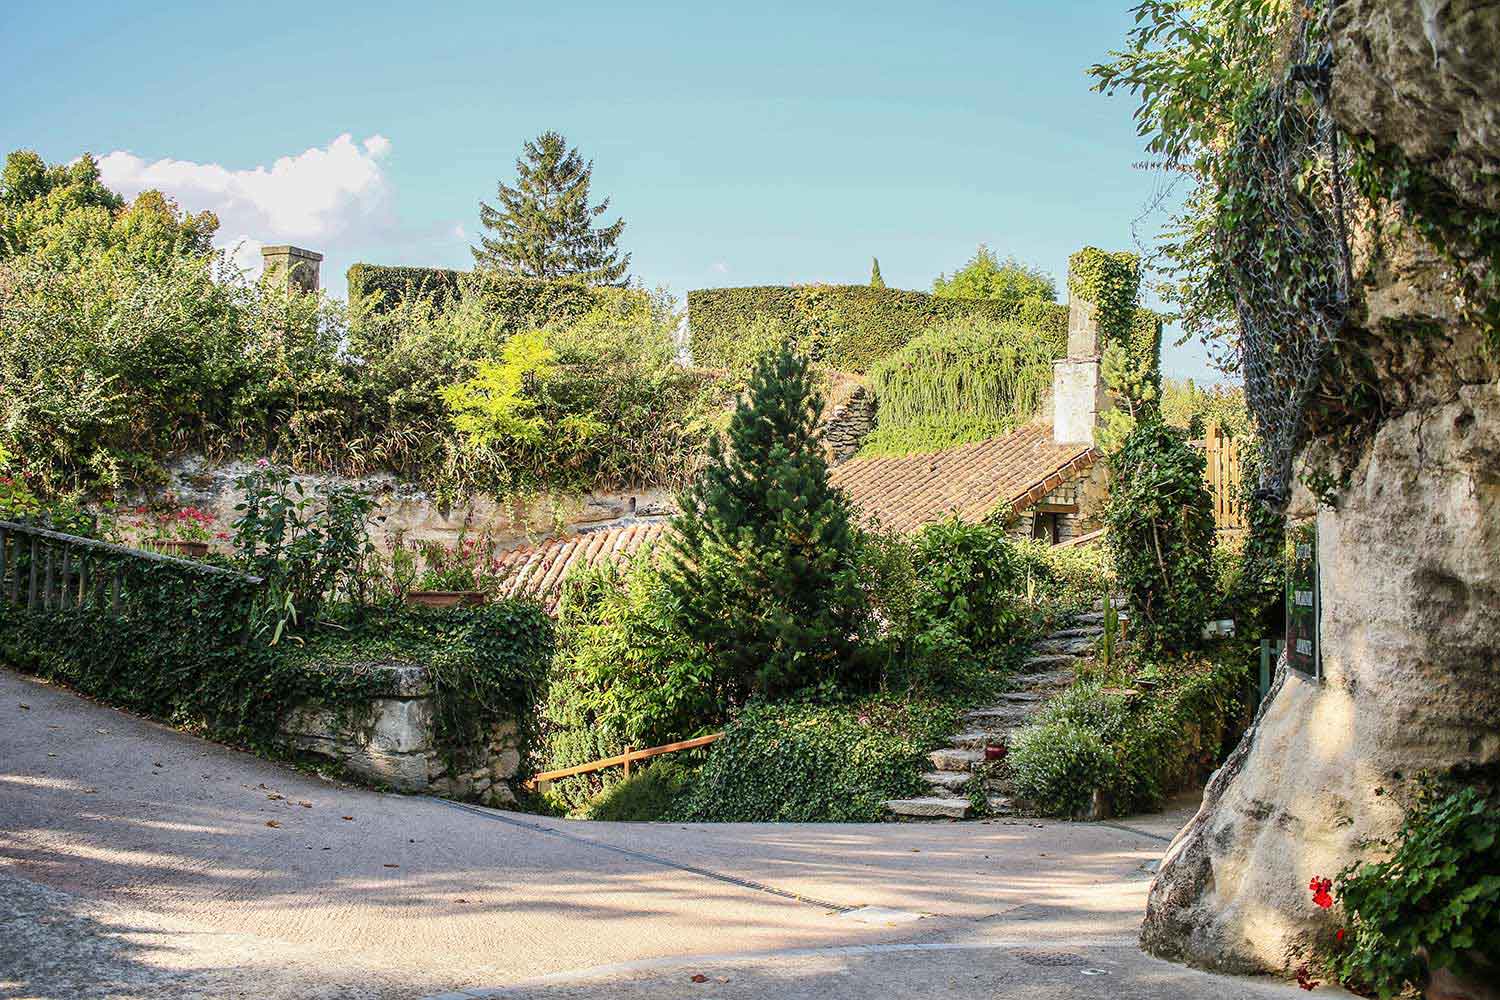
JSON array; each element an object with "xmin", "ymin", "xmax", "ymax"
[{"xmin": 278, "ymin": 662, "xmax": 525, "ymax": 808}]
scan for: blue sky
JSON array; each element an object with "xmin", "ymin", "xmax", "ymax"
[{"xmin": 2, "ymin": 0, "xmax": 1219, "ymax": 381}]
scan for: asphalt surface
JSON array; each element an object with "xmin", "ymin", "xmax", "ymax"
[{"xmin": 0, "ymin": 667, "xmax": 1330, "ymax": 999}]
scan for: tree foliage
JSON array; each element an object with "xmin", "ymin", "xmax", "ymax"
[
  {"xmin": 663, "ymin": 345, "xmax": 870, "ymax": 698},
  {"xmin": 1105, "ymin": 417, "xmax": 1216, "ymax": 654},
  {"xmin": 933, "ymin": 244, "xmax": 1056, "ymax": 308},
  {"xmin": 471, "ymin": 131, "xmax": 629, "ymax": 285}
]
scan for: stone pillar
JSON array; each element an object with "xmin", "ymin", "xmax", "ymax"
[
  {"xmin": 261, "ymin": 245, "xmax": 323, "ymax": 294},
  {"xmin": 1052, "ymin": 290, "xmax": 1110, "ymax": 446}
]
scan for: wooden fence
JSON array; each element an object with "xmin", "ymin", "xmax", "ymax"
[
  {"xmin": 0, "ymin": 519, "xmax": 260, "ymax": 617},
  {"xmin": 1203, "ymin": 424, "xmax": 1247, "ymax": 533}
]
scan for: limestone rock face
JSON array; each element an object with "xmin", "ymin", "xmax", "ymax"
[
  {"xmin": 1141, "ymin": 382, "xmax": 1500, "ymax": 971},
  {"xmin": 1332, "ymin": 0, "xmax": 1500, "ymax": 212},
  {"xmin": 1142, "ymin": 2, "xmax": 1500, "ymax": 971}
]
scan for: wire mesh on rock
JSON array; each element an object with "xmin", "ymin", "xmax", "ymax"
[{"xmin": 1220, "ymin": 17, "xmax": 1352, "ymax": 512}]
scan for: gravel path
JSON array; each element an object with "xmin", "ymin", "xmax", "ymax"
[{"xmin": 0, "ymin": 668, "xmax": 1330, "ymax": 999}]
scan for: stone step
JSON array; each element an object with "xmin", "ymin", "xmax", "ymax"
[
  {"xmin": 921, "ymin": 770, "xmax": 972, "ymax": 792},
  {"xmin": 987, "ymin": 795, "xmax": 1016, "ymax": 815},
  {"xmin": 1076, "ymin": 610, "xmax": 1106, "ymax": 624},
  {"xmin": 1035, "ymin": 635, "xmax": 1099, "ymax": 656},
  {"xmin": 1020, "ymin": 653, "xmax": 1077, "ymax": 674},
  {"xmin": 1047, "ymin": 625, "xmax": 1106, "ymax": 641},
  {"xmin": 1021, "ymin": 669, "xmax": 1077, "ymax": 690},
  {"xmin": 928, "ymin": 747, "xmax": 984, "ymax": 772},
  {"xmin": 948, "ymin": 729, "xmax": 1017, "ymax": 751},
  {"xmin": 884, "ymin": 796, "xmax": 970, "ymax": 819}
]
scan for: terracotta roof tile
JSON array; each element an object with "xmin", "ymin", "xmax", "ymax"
[
  {"xmin": 492, "ymin": 520, "xmax": 670, "ymax": 613},
  {"xmin": 829, "ymin": 423, "xmax": 1099, "ymax": 534}
]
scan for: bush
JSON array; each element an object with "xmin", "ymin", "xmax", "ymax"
[
  {"xmin": 1005, "ymin": 651, "xmax": 1246, "ymax": 817},
  {"xmin": 687, "ymin": 284, "xmax": 1068, "ymax": 373},
  {"xmin": 1105, "ymin": 418, "xmax": 1216, "ymax": 654},
  {"xmin": 859, "ymin": 317, "xmax": 1060, "ymax": 456},
  {"xmin": 1014, "ymin": 538, "xmax": 1115, "ymax": 624},
  {"xmin": 584, "ymin": 759, "xmax": 696, "ymax": 822},
  {"xmin": 1330, "ymin": 783, "xmax": 1500, "ymax": 997},
  {"xmin": 678, "ymin": 697, "xmax": 963, "ymax": 822},
  {"xmin": 908, "ymin": 518, "xmax": 1028, "ymax": 669},
  {"xmin": 541, "ymin": 558, "xmax": 716, "ymax": 814},
  {"xmin": 347, "ymin": 263, "xmax": 634, "ymax": 330}
]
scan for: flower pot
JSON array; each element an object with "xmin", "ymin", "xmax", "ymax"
[
  {"xmin": 984, "ymin": 743, "xmax": 1008, "ymax": 762},
  {"xmin": 405, "ymin": 590, "xmax": 486, "ymax": 609},
  {"xmin": 158, "ymin": 540, "xmax": 209, "ymax": 558}
]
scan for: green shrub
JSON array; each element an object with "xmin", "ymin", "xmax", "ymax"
[
  {"xmin": 1014, "ymin": 538, "xmax": 1115, "ymax": 624},
  {"xmin": 687, "ymin": 284, "xmax": 1068, "ymax": 373},
  {"xmin": 346, "ymin": 264, "xmax": 463, "ymax": 312},
  {"xmin": 908, "ymin": 517, "xmax": 1028, "ymax": 669},
  {"xmin": 1329, "ymin": 783, "xmax": 1500, "ymax": 997},
  {"xmin": 1105, "ymin": 418, "xmax": 1216, "ymax": 654},
  {"xmin": 584, "ymin": 760, "xmax": 696, "ymax": 821},
  {"xmin": 348, "ymin": 264, "xmax": 633, "ymax": 331},
  {"xmin": 859, "ymin": 317, "xmax": 1059, "ymax": 456},
  {"xmin": 1008, "ymin": 719, "xmax": 1112, "ymax": 817},
  {"xmin": 1006, "ymin": 652, "xmax": 1245, "ymax": 817},
  {"xmin": 679, "ymin": 697, "xmax": 962, "ymax": 822},
  {"xmin": 542, "ymin": 558, "xmax": 716, "ymax": 813}
]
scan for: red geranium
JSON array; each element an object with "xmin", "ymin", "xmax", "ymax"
[{"xmin": 1309, "ymin": 876, "xmax": 1333, "ymax": 909}]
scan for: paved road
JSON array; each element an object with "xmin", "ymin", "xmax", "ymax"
[{"xmin": 0, "ymin": 668, "xmax": 1327, "ymax": 999}]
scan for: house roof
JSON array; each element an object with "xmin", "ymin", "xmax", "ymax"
[
  {"xmin": 828, "ymin": 422, "xmax": 1100, "ymax": 534},
  {"xmin": 491, "ymin": 519, "xmax": 669, "ymax": 613}
]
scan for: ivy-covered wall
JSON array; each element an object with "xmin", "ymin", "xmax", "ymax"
[
  {"xmin": 347, "ymin": 263, "xmax": 639, "ymax": 332},
  {"xmin": 686, "ymin": 284, "xmax": 1069, "ymax": 373}
]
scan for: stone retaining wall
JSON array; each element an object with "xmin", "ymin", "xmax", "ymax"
[
  {"xmin": 821, "ymin": 386, "xmax": 876, "ymax": 463},
  {"xmin": 277, "ymin": 663, "xmax": 523, "ymax": 807}
]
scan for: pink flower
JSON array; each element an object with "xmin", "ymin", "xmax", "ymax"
[{"xmin": 255, "ymin": 458, "xmax": 270, "ymax": 469}]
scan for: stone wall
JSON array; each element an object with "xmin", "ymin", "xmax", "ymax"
[
  {"xmin": 158, "ymin": 454, "xmax": 678, "ymax": 555},
  {"xmin": 820, "ymin": 385, "xmax": 876, "ymax": 463},
  {"xmin": 278, "ymin": 662, "xmax": 524, "ymax": 808}
]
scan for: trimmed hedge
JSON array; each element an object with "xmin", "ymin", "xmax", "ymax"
[
  {"xmin": 348, "ymin": 263, "xmax": 640, "ymax": 333},
  {"xmin": 686, "ymin": 284, "xmax": 1069, "ymax": 373}
]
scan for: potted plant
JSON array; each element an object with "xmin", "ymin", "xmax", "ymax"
[
  {"xmin": 404, "ymin": 537, "xmax": 489, "ymax": 608},
  {"xmin": 127, "ymin": 500, "xmax": 225, "ymax": 559}
]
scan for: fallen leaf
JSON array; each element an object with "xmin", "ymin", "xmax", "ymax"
[
  {"xmin": 298, "ymin": 801, "xmax": 312, "ymax": 808},
  {"xmin": 46, "ymin": 752, "xmax": 56, "ymax": 758},
  {"xmin": 265, "ymin": 820, "xmax": 281, "ymax": 828},
  {"xmin": 455, "ymin": 898, "xmax": 470, "ymax": 903},
  {"xmin": 382, "ymin": 863, "xmax": 399, "ymax": 869},
  {"xmin": 341, "ymin": 816, "xmax": 354, "ymax": 821},
  {"xmin": 689, "ymin": 974, "xmax": 708, "ymax": 983},
  {"xmin": 82, "ymin": 788, "xmax": 98, "ymax": 794},
  {"xmin": 18, "ymin": 703, "xmax": 29, "ymax": 710},
  {"xmin": 266, "ymin": 793, "xmax": 284, "ymax": 801},
  {"xmin": 152, "ymin": 761, "xmax": 163, "ymax": 768}
]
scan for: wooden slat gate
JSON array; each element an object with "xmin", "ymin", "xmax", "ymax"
[{"xmin": 1203, "ymin": 423, "xmax": 1247, "ymax": 533}]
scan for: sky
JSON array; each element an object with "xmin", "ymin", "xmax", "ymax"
[{"xmin": 2, "ymin": 0, "xmax": 1221, "ymax": 382}]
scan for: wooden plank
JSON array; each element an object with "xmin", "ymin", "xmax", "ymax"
[
  {"xmin": 527, "ymin": 732, "xmax": 725, "ymax": 787},
  {"xmin": 1033, "ymin": 502, "xmax": 1079, "ymax": 515}
]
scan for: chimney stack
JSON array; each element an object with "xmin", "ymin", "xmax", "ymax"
[
  {"xmin": 260, "ymin": 245, "xmax": 323, "ymax": 294},
  {"xmin": 1051, "ymin": 280, "xmax": 1111, "ymax": 446}
]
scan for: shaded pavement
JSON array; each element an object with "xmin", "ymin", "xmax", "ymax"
[{"xmin": 0, "ymin": 668, "xmax": 1328, "ymax": 999}]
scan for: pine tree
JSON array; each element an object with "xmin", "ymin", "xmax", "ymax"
[
  {"xmin": 870, "ymin": 256, "xmax": 886, "ymax": 289},
  {"xmin": 471, "ymin": 131, "xmax": 630, "ymax": 285},
  {"xmin": 663, "ymin": 346, "xmax": 870, "ymax": 698}
]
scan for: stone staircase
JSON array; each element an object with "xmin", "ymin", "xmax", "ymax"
[{"xmin": 883, "ymin": 610, "xmax": 1109, "ymax": 820}]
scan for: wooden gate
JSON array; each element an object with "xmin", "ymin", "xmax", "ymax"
[{"xmin": 1204, "ymin": 423, "xmax": 1246, "ymax": 533}]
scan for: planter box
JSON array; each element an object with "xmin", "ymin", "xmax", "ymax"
[
  {"xmin": 405, "ymin": 590, "xmax": 485, "ymax": 608},
  {"xmin": 157, "ymin": 540, "xmax": 209, "ymax": 558}
]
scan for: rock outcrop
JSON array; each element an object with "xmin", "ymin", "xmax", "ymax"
[{"xmin": 1142, "ymin": 0, "xmax": 1500, "ymax": 974}]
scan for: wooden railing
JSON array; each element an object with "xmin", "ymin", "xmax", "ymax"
[
  {"xmin": 0, "ymin": 519, "xmax": 260, "ymax": 616},
  {"xmin": 525, "ymin": 732, "xmax": 724, "ymax": 790},
  {"xmin": 1203, "ymin": 423, "xmax": 1247, "ymax": 533}
]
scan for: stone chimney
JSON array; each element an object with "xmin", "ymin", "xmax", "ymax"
[
  {"xmin": 1052, "ymin": 281, "xmax": 1111, "ymax": 446},
  {"xmin": 260, "ymin": 245, "xmax": 323, "ymax": 294}
]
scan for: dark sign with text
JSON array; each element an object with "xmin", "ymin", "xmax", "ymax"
[{"xmin": 1286, "ymin": 522, "xmax": 1320, "ymax": 680}]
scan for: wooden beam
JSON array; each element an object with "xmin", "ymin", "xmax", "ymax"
[{"xmin": 1034, "ymin": 502, "xmax": 1079, "ymax": 515}]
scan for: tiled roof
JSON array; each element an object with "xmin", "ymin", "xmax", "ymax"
[
  {"xmin": 491, "ymin": 520, "xmax": 669, "ymax": 613},
  {"xmin": 830, "ymin": 423, "xmax": 1099, "ymax": 534}
]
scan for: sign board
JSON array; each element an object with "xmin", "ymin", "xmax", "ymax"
[{"xmin": 1286, "ymin": 521, "xmax": 1320, "ymax": 680}]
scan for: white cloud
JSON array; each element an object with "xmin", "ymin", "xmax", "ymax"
[
  {"xmin": 711, "ymin": 260, "xmax": 729, "ymax": 274},
  {"xmin": 452, "ymin": 223, "xmax": 467, "ymax": 240},
  {"xmin": 97, "ymin": 133, "xmax": 393, "ymax": 279}
]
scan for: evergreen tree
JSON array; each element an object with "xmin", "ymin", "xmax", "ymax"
[
  {"xmin": 471, "ymin": 131, "xmax": 629, "ymax": 284},
  {"xmin": 663, "ymin": 345, "xmax": 870, "ymax": 698},
  {"xmin": 870, "ymin": 256, "xmax": 886, "ymax": 289}
]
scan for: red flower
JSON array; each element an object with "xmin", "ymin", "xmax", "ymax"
[
  {"xmin": 1309, "ymin": 876, "xmax": 1333, "ymax": 909},
  {"xmin": 1335, "ymin": 929, "xmax": 1344, "ymax": 944}
]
